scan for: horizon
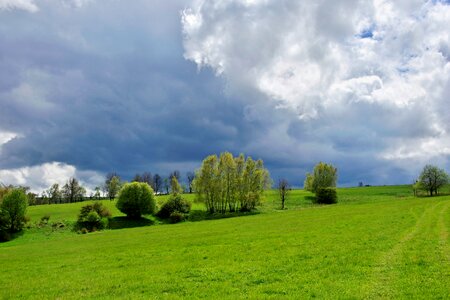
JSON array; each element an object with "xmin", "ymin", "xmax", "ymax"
[{"xmin": 1, "ymin": 0, "xmax": 449, "ymax": 193}]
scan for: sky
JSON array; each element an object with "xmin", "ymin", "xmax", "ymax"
[{"xmin": 0, "ymin": 0, "xmax": 449, "ymax": 193}]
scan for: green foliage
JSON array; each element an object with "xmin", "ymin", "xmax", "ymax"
[
  {"xmin": 107, "ymin": 176, "xmax": 122, "ymax": 200},
  {"xmin": 76, "ymin": 202, "xmax": 111, "ymax": 232},
  {"xmin": 170, "ymin": 176, "xmax": 183, "ymax": 195},
  {"xmin": 40, "ymin": 214, "xmax": 51, "ymax": 224},
  {"xmin": 311, "ymin": 162, "xmax": 337, "ymax": 193},
  {"xmin": 62, "ymin": 178, "xmax": 86, "ymax": 203},
  {"xmin": 193, "ymin": 152, "xmax": 271, "ymax": 213},
  {"xmin": 303, "ymin": 173, "xmax": 314, "ymax": 192},
  {"xmin": 157, "ymin": 194, "xmax": 191, "ymax": 220},
  {"xmin": 303, "ymin": 163, "xmax": 338, "ymax": 204},
  {"xmin": 169, "ymin": 211, "xmax": 185, "ymax": 223},
  {"xmin": 0, "ymin": 188, "xmax": 28, "ymax": 233},
  {"xmin": 417, "ymin": 165, "xmax": 448, "ymax": 196},
  {"xmin": 116, "ymin": 182, "xmax": 156, "ymax": 219},
  {"xmin": 46, "ymin": 183, "xmax": 63, "ymax": 204},
  {"xmin": 315, "ymin": 187, "xmax": 338, "ymax": 204}
]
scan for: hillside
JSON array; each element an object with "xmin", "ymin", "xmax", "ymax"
[{"xmin": 0, "ymin": 186, "xmax": 449, "ymax": 299}]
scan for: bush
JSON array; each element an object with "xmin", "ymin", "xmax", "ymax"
[
  {"xmin": 40, "ymin": 214, "xmax": 51, "ymax": 224},
  {"xmin": 169, "ymin": 211, "xmax": 185, "ymax": 223},
  {"xmin": 315, "ymin": 187, "xmax": 337, "ymax": 204},
  {"xmin": 116, "ymin": 182, "xmax": 156, "ymax": 219},
  {"xmin": 77, "ymin": 202, "xmax": 110, "ymax": 232},
  {"xmin": 157, "ymin": 194, "xmax": 191, "ymax": 219},
  {"xmin": 0, "ymin": 188, "xmax": 28, "ymax": 233}
]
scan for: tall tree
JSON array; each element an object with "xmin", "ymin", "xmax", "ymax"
[
  {"xmin": 62, "ymin": 178, "xmax": 86, "ymax": 203},
  {"xmin": 193, "ymin": 152, "xmax": 271, "ymax": 213},
  {"xmin": 107, "ymin": 176, "xmax": 121, "ymax": 200},
  {"xmin": 93, "ymin": 186, "xmax": 102, "ymax": 199},
  {"xmin": 278, "ymin": 179, "xmax": 290, "ymax": 210},
  {"xmin": 169, "ymin": 170, "xmax": 181, "ymax": 182},
  {"xmin": 46, "ymin": 183, "xmax": 62, "ymax": 204},
  {"xmin": 170, "ymin": 176, "xmax": 183, "ymax": 195},
  {"xmin": 104, "ymin": 173, "xmax": 121, "ymax": 200},
  {"xmin": 311, "ymin": 162, "xmax": 337, "ymax": 193},
  {"xmin": 142, "ymin": 172, "xmax": 153, "ymax": 187},
  {"xmin": 152, "ymin": 174, "xmax": 162, "ymax": 194},
  {"xmin": 186, "ymin": 172, "xmax": 195, "ymax": 194},
  {"xmin": 163, "ymin": 178, "xmax": 170, "ymax": 195},
  {"xmin": 418, "ymin": 165, "xmax": 448, "ymax": 196},
  {"xmin": 132, "ymin": 174, "xmax": 143, "ymax": 182}
]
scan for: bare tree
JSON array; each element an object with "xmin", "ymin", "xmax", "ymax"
[
  {"xmin": 142, "ymin": 172, "xmax": 153, "ymax": 187},
  {"xmin": 153, "ymin": 174, "xmax": 162, "ymax": 194},
  {"xmin": 278, "ymin": 178, "xmax": 290, "ymax": 210},
  {"xmin": 132, "ymin": 174, "xmax": 143, "ymax": 182},
  {"xmin": 163, "ymin": 177, "xmax": 170, "ymax": 195},
  {"xmin": 169, "ymin": 170, "xmax": 181, "ymax": 181},
  {"xmin": 62, "ymin": 178, "xmax": 86, "ymax": 203},
  {"xmin": 186, "ymin": 172, "xmax": 195, "ymax": 193}
]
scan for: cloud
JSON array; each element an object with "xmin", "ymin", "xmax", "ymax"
[
  {"xmin": 0, "ymin": 162, "xmax": 104, "ymax": 193},
  {"xmin": 182, "ymin": 0, "xmax": 450, "ymax": 182},
  {"xmin": 0, "ymin": 0, "xmax": 38, "ymax": 12}
]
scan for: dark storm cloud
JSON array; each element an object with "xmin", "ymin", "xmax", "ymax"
[{"xmin": 0, "ymin": 0, "xmax": 256, "ymax": 182}]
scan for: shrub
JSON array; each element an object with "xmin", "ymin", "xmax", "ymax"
[
  {"xmin": 157, "ymin": 194, "xmax": 191, "ymax": 219},
  {"xmin": 315, "ymin": 187, "xmax": 337, "ymax": 204},
  {"xmin": 169, "ymin": 211, "xmax": 185, "ymax": 223},
  {"xmin": 41, "ymin": 214, "xmax": 51, "ymax": 224},
  {"xmin": 77, "ymin": 202, "xmax": 110, "ymax": 232},
  {"xmin": 0, "ymin": 188, "xmax": 28, "ymax": 233},
  {"xmin": 116, "ymin": 182, "xmax": 156, "ymax": 219}
]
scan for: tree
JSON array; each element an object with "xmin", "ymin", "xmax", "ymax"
[
  {"xmin": 116, "ymin": 182, "xmax": 156, "ymax": 219},
  {"xmin": 303, "ymin": 173, "xmax": 314, "ymax": 192},
  {"xmin": 104, "ymin": 172, "xmax": 121, "ymax": 200},
  {"xmin": 170, "ymin": 176, "xmax": 183, "ymax": 195},
  {"xmin": 142, "ymin": 172, "xmax": 153, "ymax": 187},
  {"xmin": 186, "ymin": 172, "xmax": 195, "ymax": 193},
  {"xmin": 0, "ymin": 188, "xmax": 28, "ymax": 232},
  {"xmin": 163, "ymin": 178, "xmax": 170, "ymax": 195},
  {"xmin": 153, "ymin": 174, "xmax": 162, "ymax": 194},
  {"xmin": 193, "ymin": 152, "xmax": 271, "ymax": 213},
  {"xmin": 169, "ymin": 170, "xmax": 181, "ymax": 181},
  {"xmin": 132, "ymin": 174, "xmax": 142, "ymax": 182},
  {"xmin": 418, "ymin": 165, "xmax": 448, "ymax": 196},
  {"xmin": 106, "ymin": 176, "xmax": 121, "ymax": 200},
  {"xmin": 311, "ymin": 162, "xmax": 337, "ymax": 193},
  {"xmin": 303, "ymin": 162, "xmax": 338, "ymax": 204},
  {"xmin": 46, "ymin": 183, "xmax": 62, "ymax": 204},
  {"xmin": 93, "ymin": 186, "xmax": 102, "ymax": 200},
  {"xmin": 278, "ymin": 179, "xmax": 290, "ymax": 210},
  {"xmin": 62, "ymin": 178, "xmax": 86, "ymax": 203}
]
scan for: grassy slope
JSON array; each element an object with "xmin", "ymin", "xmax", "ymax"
[{"xmin": 0, "ymin": 186, "xmax": 449, "ymax": 299}]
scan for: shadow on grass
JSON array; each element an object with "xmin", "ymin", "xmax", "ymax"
[
  {"xmin": 108, "ymin": 216, "xmax": 155, "ymax": 230},
  {"xmin": 188, "ymin": 210, "xmax": 260, "ymax": 222},
  {"xmin": 304, "ymin": 195, "xmax": 316, "ymax": 203},
  {"xmin": 0, "ymin": 230, "xmax": 24, "ymax": 243}
]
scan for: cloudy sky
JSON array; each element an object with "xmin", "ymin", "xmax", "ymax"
[{"xmin": 0, "ymin": 0, "xmax": 449, "ymax": 192}]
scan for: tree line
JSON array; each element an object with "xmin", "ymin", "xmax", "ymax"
[{"xmin": 1, "ymin": 170, "xmax": 197, "ymax": 206}]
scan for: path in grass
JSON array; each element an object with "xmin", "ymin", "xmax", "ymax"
[{"xmin": 369, "ymin": 199, "xmax": 450, "ymax": 298}]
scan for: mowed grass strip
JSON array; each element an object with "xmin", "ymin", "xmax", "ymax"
[{"xmin": 1, "ymin": 187, "xmax": 449, "ymax": 299}]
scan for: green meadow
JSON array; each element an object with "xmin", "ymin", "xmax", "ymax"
[{"xmin": 1, "ymin": 186, "xmax": 449, "ymax": 299}]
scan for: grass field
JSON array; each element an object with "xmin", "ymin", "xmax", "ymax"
[{"xmin": 1, "ymin": 186, "xmax": 449, "ymax": 299}]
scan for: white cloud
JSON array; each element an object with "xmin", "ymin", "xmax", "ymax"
[
  {"xmin": 0, "ymin": 131, "xmax": 17, "ymax": 146},
  {"xmin": 182, "ymin": 0, "xmax": 450, "ymax": 168},
  {"xmin": 0, "ymin": 162, "xmax": 104, "ymax": 194},
  {"xmin": 0, "ymin": 0, "xmax": 38, "ymax": 12}
]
